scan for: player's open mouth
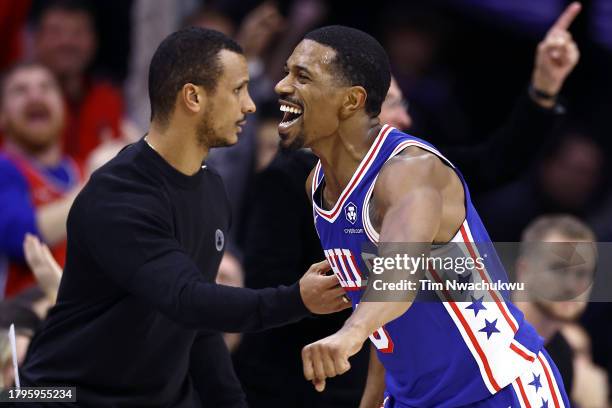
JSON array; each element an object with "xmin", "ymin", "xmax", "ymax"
[{"xmin": 278, "ymin": 100, "xmax": 303, "ymax": 133}]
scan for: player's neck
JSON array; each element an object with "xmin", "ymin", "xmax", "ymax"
[
  {"xmin": 311, "ymin": 119, "xmax": 382, "ymax": 204},
  {"xmin": 147, "ymin": 121, "xmax": 207, "ymax": 176}
]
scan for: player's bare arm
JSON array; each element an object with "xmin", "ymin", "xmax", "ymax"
[
  {"xmin": 302, "ymin": 147, "xmax": 465, "ymax": 392},
  {"xmin": 358, "ymin": 343, "xmax": 386, "ymax": 408}
]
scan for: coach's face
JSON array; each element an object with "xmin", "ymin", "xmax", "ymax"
[
  {"xmin": 199, "ymin": 50, "xmax": 255, "ymax": 148},
  {"xmin": 275, "ymin": 40, "xmax": 349, "ymax": 149}
]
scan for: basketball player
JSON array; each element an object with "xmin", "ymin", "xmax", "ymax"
[{"xmin": 274, "ymin": 17, "xmax": 578, "ymax": 408}]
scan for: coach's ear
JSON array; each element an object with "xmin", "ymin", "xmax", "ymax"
[
  {"xmin": 340, "ymin": 86, "xmax": 367, "ymax": 118},
  {"xmin": 180, "ymin": 83, "xmax": 205, "ymax": 114}
]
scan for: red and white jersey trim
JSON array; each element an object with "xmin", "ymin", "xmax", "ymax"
[
  {"xmin": 425, "ymin": 222, "xmax": 535, "ymax": 394},
  {"xmin": 361, "ymin": 139, "xmax": 454, "ymax": 244},
  {"xmin": 511, "ymin": 351, "xmax": 566, "ymax": 408},
  {"xmin": 312, "ymin": 124, "xmax": 394, "ymax": 223}
]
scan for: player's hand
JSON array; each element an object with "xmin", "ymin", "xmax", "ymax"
[
  {"xmin": 531, "ymin": 2, "xmax": 581, "ymax": 103},
  {"xmin": 302, "ymin": 327, "xmax": 365, "ymax": 392},
  {"xmin": 299, "ymin": 260, "xmax": 351, "ymax": 314}
]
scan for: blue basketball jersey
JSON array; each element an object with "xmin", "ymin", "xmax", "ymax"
[{"xmin": 312, "ymin": 125, "xmax": 545, "ymax": 407}]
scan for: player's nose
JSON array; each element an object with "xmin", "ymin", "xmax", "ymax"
[{"xmin": 274, "ymin": 75, "xmax": 292, "ymax": 96}]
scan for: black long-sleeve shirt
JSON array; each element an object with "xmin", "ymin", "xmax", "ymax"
[
  {"xmin": 443, "ymin": 89, "xmax": 563, "ymax": 194},
  {"xmin": 20, "ymin": 138, "xmax": 309, "ymax": 407}
]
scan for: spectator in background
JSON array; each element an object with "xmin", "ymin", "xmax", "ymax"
[
  {"xmin": 514, "ymin": 215, "xmax": 609, "ymax": 408},
  {"xmin": 0, "ymin": 62, "xmax": 81, "ymax": 298},
  {"xmin": 33, "ymin": 0, "xmax": 124, "ymax": 164},
  {"xmin": 478, "ymin": 132, "xmax": 605, "ymax": 241},
  {"xmin": 381, "ymin": 2, "xmax": 582, "ymax": 195}
]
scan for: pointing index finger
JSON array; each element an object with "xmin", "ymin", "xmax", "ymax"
[{"xmin": 550, "ymin": 2, "xmax": 581, "ymax": 32}]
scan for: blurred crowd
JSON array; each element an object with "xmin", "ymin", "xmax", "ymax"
[{"xmin": 0, "ymin": 0, "xmax": 610, "ymax": 407}]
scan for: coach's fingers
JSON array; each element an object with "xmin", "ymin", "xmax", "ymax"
[
  {"xmin": 320, "ymin": 274, "xmax": 343, "ymax": 288},
  {"xmin": 309, "ymin": 259, "xmax": 331, "ymax": 275},
  {"xmin": 330, "ymin": 286, "xmax": 347, "ymax": 298},
  {"xmin": 548, "ymin": 1, "xmax": 581, "ymax": 33}
]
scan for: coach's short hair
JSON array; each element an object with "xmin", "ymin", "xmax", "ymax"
[
  {"xmin": 148, "ymin": 27, "xmax": 243, "ymax": 126},
  {"xmin": 304, "ymin": 25, "xmax": 391, "ymax": 117}
]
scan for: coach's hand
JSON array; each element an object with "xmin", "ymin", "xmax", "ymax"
[
  {"xmin": 302, "ymin": 327, "xmax": 365, "ymax": 392},
  {"xmin": 299, "ymin": 260, "xmax": 351, "ymax": 314},
  {"xmin": 531, "ymin": 2, "xmax": 581, "ymax": 107}
]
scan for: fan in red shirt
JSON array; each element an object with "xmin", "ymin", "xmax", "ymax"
[{"xmin": 33, "ymin": 0, "xmax": 124, "ymax": 164}]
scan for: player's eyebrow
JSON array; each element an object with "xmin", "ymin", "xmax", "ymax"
[
  {"xmin": 295, "ymin": 65, "xmax": 313, "ymax": 76},
  {"xmin": 285, "ymin": 63, "xmax": 313, "ymax": 77}
]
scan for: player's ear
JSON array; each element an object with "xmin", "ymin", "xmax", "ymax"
[
  {"xmin": 340, "ymin": 86, "xmax": 367, "ymax": 118},
  {"xmin": 181, "ymin": 83, "xmax": 205, "ymax": 114}
]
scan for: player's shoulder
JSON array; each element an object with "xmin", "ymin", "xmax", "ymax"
[{"xmin": 375, "ymin": 135, "xmax": 455, "ymax": 196}]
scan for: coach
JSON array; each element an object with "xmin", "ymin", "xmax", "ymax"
[{"xmin": 19, "ymin": 27, "xmax": 349, "ymax": 407}]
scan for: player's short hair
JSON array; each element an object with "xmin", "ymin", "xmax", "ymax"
[
  {"xmin": 148, "ymin": 27, "xmax": 243, "ymax": 126},
  {"xmin": 304, "ymin": 25, "xmax": 391, "ymax": 117}
]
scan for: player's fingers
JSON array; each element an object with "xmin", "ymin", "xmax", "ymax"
[
  {"xmin": 321, "ymin": 348, "xmax": 337, "ymax": 378},
  {"xmin": 310, "ymin": 346, "xmax": 327, "ymax": 383},
  {"xmin": 549, "ymin": 1, "xmax": 581, "ymax": 32},
  {"xmin": 334, "ymin": 355, "xmax": 351, "ymax": 375},
  {"xmin": 302, "ymin": 346, "xmax": 315, "ymax": 381},
  {"xmin": 313, "ymin": 378, "xmax": 326, "ymax": 392}
]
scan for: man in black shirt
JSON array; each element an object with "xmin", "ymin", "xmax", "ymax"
[{"xmin": 20, "ymin": 27, "xmax": 350, "ymax": 407}]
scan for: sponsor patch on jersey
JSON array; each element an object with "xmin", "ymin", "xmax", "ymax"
[{"xmin": 345, "ymin": 202, "xmax": 358, "ymax": 224}]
